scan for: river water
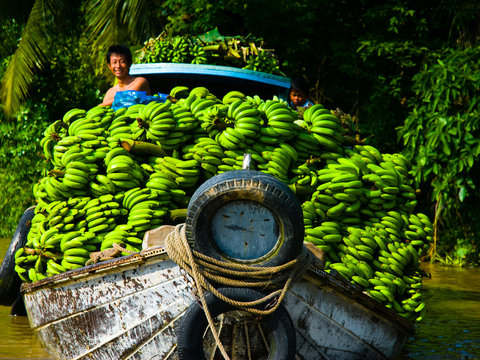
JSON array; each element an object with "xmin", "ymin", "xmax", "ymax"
[{"xmin": 1, "ymin": 237, "xmax": 480, "ymax": 359}]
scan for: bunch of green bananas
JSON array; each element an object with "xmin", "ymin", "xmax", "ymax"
[
  {"xmin": 299, "ymin": 143, "xmax": 430, "ymax": 323},
  {"xmin": 259, "ymin": 99, "xmax": 299, "ymax": 143},
  {"xmin": 190, "ymin": 44, "xmax": 208, "ymax": 64},
  {"xmin": 123, "ymin": 187, "xmax": 169, "ymax": 236},
  {"xmin": 15, "ymin": 197, "xmax": 97, "ymax": 280},
  {"xmin": 169, "ymin": 86, "xmax": 191, "ymax": 101},
  {"xmin": 305, "ymin": 210, "xmax": 432, "ymax": 323},
  {"xmin": 40, "ymin": 119, "xmax": 68, "ymax": 163},
  {"xmin": 136, "ymin": 34, "xmax": 283, "ymax": 75},
  {"xmin": 243, "ymin": 50, "xmax": 281, "ymax": 74},
  {"xmin": 104, "ymin": 147, "xmax": 146, "ymax": 190},
  {"xmin": 137, "ymin": 34, "xmax": 173, "ymax": 63},
  {"xmin": 15, "ymin": 87, "xmax": 434, "ymax": 324}
]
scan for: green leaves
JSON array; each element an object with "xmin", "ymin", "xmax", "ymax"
[
  {"xmin": 0, "ymin": 101, "xmax": 49, "ymax": 236},
  {"xmin": 399, "ymin": 46, "xmax": 480, "ymax": 252},
  {"xmin": 0, "ymin": 0, "xmax": 69, "ymax": 118}
]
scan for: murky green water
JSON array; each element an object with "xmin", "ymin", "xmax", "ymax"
[
  {"xmin": 400, "ymin": 262, "xmax": 480, "ymax": 359},
  {"xmin": 0, "ymin": 237, "xmax": 54, "ymax": 359},
  {"xmin": 1, "ymin": 236, "xmax": 480, "ymax": 359}
]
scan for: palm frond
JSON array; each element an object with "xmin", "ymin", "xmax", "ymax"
[
  {"xmin": 83, "ymin": 0, "xmax": 124, "ymax": 77},
  {"xmin": 1, "ymin": 1, "xmax": 50, "ymax": 117},
  {"xmin": 84, "ymin": 0, "xmax": 160, "ymax": 59},
  {"xmin": 119, "ymin": 0, "xmax": 153, "ymax": 41},
  {"xmin": 84, "ymin": 0, "xmax": 159, "ymax": 81},
  {"xmin": 1, "ymin": 0, "xmax": 68, "ymax": 117},
  {"xmin": 84, "ymin": 0, "xmax": 122, "ymax": 50}
]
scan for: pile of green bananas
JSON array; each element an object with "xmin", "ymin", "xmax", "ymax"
[
  {"xmin": 302, "ymin": 144, "xmax": 431, "ymax": 323},
  {"xmin": 15, "ymin": 86, "xmax": 432, "ymax": 323},
  {"xmin": 136, "ymin": 34, "xmax": 283, "ymax": 75}
]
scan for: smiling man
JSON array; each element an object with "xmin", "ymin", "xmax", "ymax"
[{"xmin": 100, "ymin": 44, "xmax": 151, "ymax": 107}]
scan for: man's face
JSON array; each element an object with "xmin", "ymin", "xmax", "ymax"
[{"xmin": 108, "ymin": 53, "xmax": 130, "ymax": 78}]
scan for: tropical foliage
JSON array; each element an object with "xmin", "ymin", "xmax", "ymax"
[
  {"xmin": 0, "ymin": 102, "xmax": 49, "ymax": 233},
  {"xmin": 398, "ymin": 47, "xmax": 480, "ymax": 265}
]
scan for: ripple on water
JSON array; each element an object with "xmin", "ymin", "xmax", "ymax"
[
  {"xmin": 0, "ymin": 305, "xmax": 53, "ymax": 358},
  {"xmin": 401, "ymin": 262, "xmax": 480, "ymax": 359}
]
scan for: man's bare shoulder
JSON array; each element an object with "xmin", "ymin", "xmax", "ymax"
[
  {"xmin": 134, "ymin": 76, "xmax": 149, "ymax": 85},
  {"xmin": 132, "ymin": 76, "xmax": 151, "ymax": 94}
]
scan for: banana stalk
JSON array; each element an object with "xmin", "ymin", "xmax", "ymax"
[{"xmin": 120, "ymin": 140, "xmax": 167, "ymax": 157}]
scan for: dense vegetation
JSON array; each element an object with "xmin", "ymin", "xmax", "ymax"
[{"xmin": 1, "ymin": 0, "xmax": 480, "ymax": 266}]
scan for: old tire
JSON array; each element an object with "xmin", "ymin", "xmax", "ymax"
[
  {"xmin": 10, "ymin": 292, "xmax": 27, "ymax": 316},
  {"xmin": 0, "ymin": 206, "xmax": 35, "ymax": 306},
  {"xmin": 185, "ymin": 170, "xmax": 304, "ymax": 267},
  {"xmin": 177, "ymin": 287, "xmax": 296, "ymax": 360}
]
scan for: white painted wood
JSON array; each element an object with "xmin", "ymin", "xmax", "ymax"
[
  {"xmin": 21, "ymin": 247, "xmax": 413, "ymax": 360},
  {"xmin": 22, "ymin": 248, "xmax": 195, "ymax": 360},
  {"xmin": 285, "ymin": 277, "xmax": 410, "ymax": 360}
]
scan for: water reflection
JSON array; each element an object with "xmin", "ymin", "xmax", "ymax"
[
  {"xmin": 0, "ymin": 305, "xmax": 53, "ymax": 358},
  {"xmin": 1, "ymin": 237, "xmax": 54, "ymax": 358},
  {"xmin": 401, "ymin": 263, "xmax": 480, "ymax": 359}
]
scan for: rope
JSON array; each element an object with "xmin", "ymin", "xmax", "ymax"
[{"xmin": 165, "ymin": 223, "xmax": 310, "ymax": 360}]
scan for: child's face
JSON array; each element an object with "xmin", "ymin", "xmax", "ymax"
[{"xmin": 290, "ymin": 90, "xmax": 307, "ymax": 107}]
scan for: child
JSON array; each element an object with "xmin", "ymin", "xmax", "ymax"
[{"xmin": 288, "ymin": 77, "xmax": 314, "ymax": 110}]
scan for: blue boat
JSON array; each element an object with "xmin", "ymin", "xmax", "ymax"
[{"xmin": 129, "ymin": 62, "xmax": 291, "ymax": 101}]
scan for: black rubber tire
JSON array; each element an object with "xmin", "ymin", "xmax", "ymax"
[
  {"xmin": 10, "ymin": 292, "xmax": 27, "ymax": 316},
  {"xmin": 177, "ymin": 287, "xmax": 297, "ymax": 360},
  {"xmin": 185, "ymin": 170, "xmax": 304, "ymax": 267},
  {"xmin": 0, "ymin": 206, "xmax": 35, "ymax": 306}
]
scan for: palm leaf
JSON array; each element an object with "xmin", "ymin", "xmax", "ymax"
[
  {"xmin": 119, "ymin": 0, "xmax": 154, "ymax": 41},
  {"xmin": 0, "ymin": 0, "xmax": 66, "ymax": 117},
  {"xmin": 84, "ymin": 0, "xmax": 126, "ymax": 50},
  {"xmin": 83, "ymin": 0, "xmax": 124, "ymax": 77},
  {"xmin": 84, "ymin": 0, "xmax": 161, "ymax": 68}
]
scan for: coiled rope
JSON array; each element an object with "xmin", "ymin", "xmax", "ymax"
[{"xmin": 165, "ymin": 223, "xmax": 310, "ymax": 360}]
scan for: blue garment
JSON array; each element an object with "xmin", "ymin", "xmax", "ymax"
[
  {"xmin": 289, "ymin": 99, "xmax": 314, "ymax": 110},
  {"xmin": 111, "ymin": 90, "xmax": 166, "ymax": 110},
  {"xmin": 301, "ymin": 99, "xmax": 314, "ymax": 108}
]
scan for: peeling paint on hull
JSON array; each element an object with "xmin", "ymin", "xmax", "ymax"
[
  {"xmin": 285, "ymin": 267, "xmax": 413, "ymax": 360},
  {"xmin": 21, "ymin": 247, "xmax": 413, "ymax": 360}
]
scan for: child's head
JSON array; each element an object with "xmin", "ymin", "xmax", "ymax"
[{"xmin": 289, "ymin": 77, "xmax": 310, "ymax": 108}]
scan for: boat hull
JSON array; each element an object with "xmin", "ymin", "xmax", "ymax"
[
  {"xmin": 285, "ymin": 267, "xmax": 412, "ymax": 359},
  {"xmin": 21, "ymin": 248, "xmax": 413, "ymax": 360},
  {"xmin": 22, "ymin": 248, "xmax": 194, "ymax": 360}
]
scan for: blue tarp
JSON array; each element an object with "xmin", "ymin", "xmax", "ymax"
[{"xmin": 111, "ymin": 90, "xmax": 168, "ymax": 110}]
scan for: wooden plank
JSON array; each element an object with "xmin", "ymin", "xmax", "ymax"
[
  {"xmin": 25, "ymin": 253, "xmax": 174, "ymax": 326},
  {"xmin": 21, "ymin": 250, "xmax": 412, "ymax": 360},
  {"xmin": 24, "ymin": 256, "xmax": 195, "ymax": 359},
  {"xmin": 285, "ymin": 278, "xmax": 408, "ymax": 360}
]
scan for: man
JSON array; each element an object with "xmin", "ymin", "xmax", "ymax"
[{"xmin": 100, "ymin": 44, "xmax": 151, "ymax": 107}]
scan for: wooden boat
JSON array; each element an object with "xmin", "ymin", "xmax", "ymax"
[
  {"xmin": 21, "ymin": 242, "xmax": 413, "ymax": 360},
  {"xmin": 15, "ymin": 66, "xmax": 414, "ymax": 359},
  {"xmin": 20, "ymin": 169, "xmax": 413, "ymax": 360}
]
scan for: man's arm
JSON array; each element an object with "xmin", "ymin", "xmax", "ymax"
[{"xmin": 100, "ymin": 87, "xmax": 115, "ymax": 106}]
